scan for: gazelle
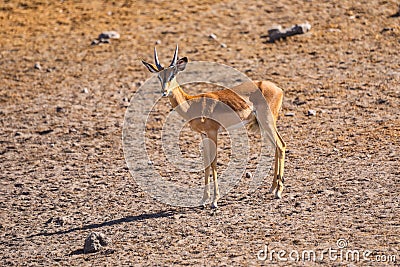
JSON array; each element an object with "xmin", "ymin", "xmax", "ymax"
[{"xmin": 142, "ymin": 45, "xmax": 286, "ymax": 208}]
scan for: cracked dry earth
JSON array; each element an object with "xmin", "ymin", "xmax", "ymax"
[{"xmin": 0, "ymin": 0, "xmax": 399, "ymax": 266}]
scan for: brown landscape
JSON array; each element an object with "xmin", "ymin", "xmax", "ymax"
[{"xmin": 1, "ymin": 0, "xmax": 399, "ymax": 266}]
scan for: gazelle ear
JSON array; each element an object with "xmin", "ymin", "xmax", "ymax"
[
  {"xmin": 176, "ymin": 57, "xmax": 188, "ymax": 71},
  {"xmin": 142, "ymin": 60, "xmax": 160, "ymax": 73}
]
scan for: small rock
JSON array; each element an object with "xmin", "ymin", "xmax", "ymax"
[
  {"xmin": 84, "ymin": 232, "xmax": 110, "ymax": 254},
  {"xmin": 56, "ymin": 106, "xmax": 63, "ymax": 112},
  {"xmin": 264, "ymin": 22, "xmax": 311, "ymax": 43},
  {"xmin": 98, "ymin": 31, "xmax": 120, "ymax": 40},
  {"xmin": 285, "ymin": 112, "xmax": 295, "ymax": 117},
  {"xmin": 34, "ymin": 62, "xmax": 42, "ymax": 70},
  {"xmin": 307, "ymin": 109, "xmax": 317, "ymax": 116},
  {"xmin": 155, "ymin": 40, "xmax": 161, "ymax": 45},
  {"xmin": 245, "ymin": 172, "xmax": 252, "ymax": 178},
  {"xmin": 220, "ymin": 43, "xmax": 227, "ymax": 48},
  {"xmin": 81, "ymin": 87, "xmax": 89, "ymax": 94},
  {"xmin": 46, "ymin": 216, "xmax": 71, "ymax": 226},
  {"xmin": 209, "ymin": 33, "xmax": 217, "ymax": 39},
  {"xmin": 54, "ymin": 216, "xmax": 70, "ymax": 226},
  {"xmin": 147, "ymin": 160, "xmax": 153, "ymax": 165}
]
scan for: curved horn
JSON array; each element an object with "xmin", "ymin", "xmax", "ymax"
[
  {"xmin": 169, "ymin": 44, "xmax": 178, "ymax": 67},
  {"xmin": 154, "ymin": 47, "xmax": 163, "ymax": 70}
]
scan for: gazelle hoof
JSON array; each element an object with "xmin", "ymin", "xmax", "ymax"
[
  {"xmin": 200, "ymin": 199, "xmax": 209, "ymax": 208},
  {"xmin": 269, "ymin": 186, "xmax": 277, "ymax": 195},
  {"xmin": 274, "ymin": 191, "xmax": 282, "ymax": 199}
]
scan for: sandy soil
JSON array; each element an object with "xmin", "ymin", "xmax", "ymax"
[{"xmin": 0, "ymin": 0, "xmax": 399, "ymax": 266}]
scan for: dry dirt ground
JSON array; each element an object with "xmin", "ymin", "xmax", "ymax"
[{"xmin": 1, "ymin": 0, "xmax": 399, "ymax": 266}]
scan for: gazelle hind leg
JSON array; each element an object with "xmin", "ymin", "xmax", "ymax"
[
  {"xmin": 274, "ymin": 131, "xmax": 286, "ymax": 199},
  {"xmin": 201, "ymin": 166, "xmax": 211, "ymax": 207},
  {"xmin": 269, "ymin": 147, "xmax": 279, "ymax": 195}
]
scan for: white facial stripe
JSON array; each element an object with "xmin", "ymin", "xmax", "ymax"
[{"xmin": 158, "ymin": 68, "xmax": 177, "ymax": 92}]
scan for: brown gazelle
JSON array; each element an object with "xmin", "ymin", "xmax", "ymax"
[{"xmin": 142, "ymin": 45, "xmax": 286, "ymax": 208}]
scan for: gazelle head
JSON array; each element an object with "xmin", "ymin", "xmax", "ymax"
[{"xmin": 142, "ymin": 45, "xmax": 188, "ymax": 97}]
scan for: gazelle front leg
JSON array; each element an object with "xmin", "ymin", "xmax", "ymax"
[
  {"xmin": 200, "ymin": 134, "xmax": 211, "ymax": 207},
  {"xmin": 211, "ymin": 158, "xmax": 220, "ymax": 209},
  {"xmin": 208, "ymin": 130, "xmax": 220, "ymax": 209}
]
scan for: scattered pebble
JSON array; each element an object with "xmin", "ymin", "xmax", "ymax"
[
  {"xmin": 209, "ymin": 33, "xmax": 217, "ymax": 39},
  {"xmin": 390, "ymin": 5, "xmax": 400, "ymax": 17},
  {"xmin": 381, "ymin": 27, "xmax": 394, "ymax": 33},
  {"xmin": 285, "ymin": 112, "xmax": 295, "ymax": 117},
  {"xmin": 147, "ymin": 160, "xmax": 153, "ymax": 165},
  {"xmin": 84, "ymin": 232, "xmax": 110, "ymax": 254},
  {"xmin": 376, "ymin": 98, "xmax": 388, "ymax": 104},
  {"xmin": 155, "ymin": 40, "xmax": 161, "ymax": 45},
  {"xmin": 307, "ymin": 109, "xmax": 317, "ymax": 116},
  {"xmin": 324, "ymin": 190, "xmax": 335, "ymax": 196},
  {"xmin": 14, "ymin": 183, "xmax": 24, "ymax": 188},
  {"xmin": 220, "ymin": 43, "xmax": 227, "ymax": 48},
  {"xmin": 34, "ymin": 62, "xmax": 42, "ymax": 70},
  {"xmin": 245, "ymin": 172, "xmax": 252, "ymax": 178},
  {"xmin": 56, "ymin": 106, "xmax": 63, "ymax": 112},
  {"xmin": 82, "ymin": 87, "xmax": 89, "ymax": 94},
  {"xmin": 37, "ymin": 129, "xmax": 54, "ymax": 135}
]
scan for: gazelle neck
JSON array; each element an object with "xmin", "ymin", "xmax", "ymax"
[{"xmin": 167, "ymin": 77, "xmax": 191, "ymax": 111}]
